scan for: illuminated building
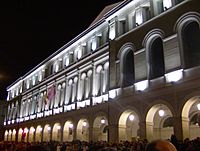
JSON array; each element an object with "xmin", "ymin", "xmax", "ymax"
[{"xmin": 4, "ymin": 0, "xmax": 200, "ymax": 142}]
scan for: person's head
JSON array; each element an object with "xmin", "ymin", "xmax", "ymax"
[{"xmin": 146, "ymin": 140, "xmax": 177, "ymax": 151}]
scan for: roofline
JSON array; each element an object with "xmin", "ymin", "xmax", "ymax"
[{"xmin": 7, "ymin": 0, "xmax": 132, "ymax": 91}]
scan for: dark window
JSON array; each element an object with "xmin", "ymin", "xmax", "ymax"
[
  {"xmin": 182, "ymin": 21, "xmax": 200, "ymax": 69},
  {"xmin": 122, "ymin": 49, "xmax": 135, "ymax": 87},
  {"xmin": 149, "ymin": 37, "xmax": 165, "ymax": 79},
  {"xmin": 163, "ymin": 117, "xmax": 173, "ymax": 128}
]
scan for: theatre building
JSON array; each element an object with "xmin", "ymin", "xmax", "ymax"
[{"xmin": 3, "ymin": 0, "xmax": 200, "ymax": 143}]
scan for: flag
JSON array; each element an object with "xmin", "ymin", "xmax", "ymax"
[{"xmin": 47, "ymin": 84, "xmax": 56, "ymax": 101}]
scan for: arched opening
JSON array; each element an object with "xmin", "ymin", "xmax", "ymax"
[
  {"xmin": 119, "ymin": 46, "xmax": 135, "ymax": 87},
  {"xmin": 93, "ymin": 116, "xmax": 108, "ymax": 141},
  {"xmin": 12, "ymin": 129, "xmax": 16, "ymax": 141},
  {"xmin": 146, "ymin": 104, "xmax": 174, "ymax": 141},
  {"xmin": 181, "ymin": 21, "xmax": 200, "ymax": 68},
  {"xmin": 8, "ymin": 130, "xmax": 12, "ymax": 141},
  {"xmin": 63, "ymin": 121, "xmax": 74, "ymax": 142},
  {"xmin": 148, "ymin": 37, "xmax": 165, "ymax": 79},
  {"xmin": 118, "ymin": 110, "xmax": 140, "ymax": 141},
  {"xmin": 28, "ymin": 127, "xmax": 35, "ymax": 142},
  {"xmin": 182, "ymin": 96, "xmax": 200, "ymax": 139},
  {"xmin": 18, "ymin": 128, "xmax": 23, "ymax": 142},
  {"xmin": 23, "ymin": 128, "xmax": 29, "ymax": 142},
  {"xmin": 4, "ymin": 130, "xmax": 8, "ymax": 141},
  {"xmin": 52, "ymin": 123, "xmax": 61, "ymax": 142},
  {"xmin": 77, "ymin": 119, "xmax": 89, "ymax": 142},
  {"xmin": 43, "ymin": 124, "xmax": 51, "ymax": 142},
  {"xmin": 35, "ymin": 125, "xmax": 42, "ymax": 142}
]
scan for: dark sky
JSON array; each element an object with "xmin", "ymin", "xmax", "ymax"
[{"xmin": 0, "ymin": 0, "xmax": 121, "ymax": 100}]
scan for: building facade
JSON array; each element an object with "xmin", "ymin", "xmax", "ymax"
[
  {"xmin": 0, "ymin": 100, "xmax": 7, "ymax": 141},
  {"xmin": 4, "ymin": 0, "xmax": 200, "ymax": 143}
]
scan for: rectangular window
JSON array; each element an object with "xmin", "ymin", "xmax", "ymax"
[
  {"xmin": 135, "ymin": 9, "xmax": 143, "ymax": 26},
  {"xmin": 109, "ymin": 23, "xmax": 116, "ymax": 40}
]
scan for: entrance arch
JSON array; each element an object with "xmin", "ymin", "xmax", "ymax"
[
  {"xmin": 93, "ymin": 116, "xmax": 108, "ymax": 141},
  {"xmin": 77, "ymin": 119, "xmax": 89, "ymax": 141},
  {"xmin": 29, "ymin": 127, "xmax": 35, "ymax": 142},
  {"xmin": 43, "ymin": 124, "xmax": 51, "ymax": 142},
  {"xmin": 118, "ymin": 110, "xmax": 140, "ymax": 141},
  {"xmin": 8, "ymin": 130, "xmax": 12, "ymax": 141},
  {"xmin": 12, "ymin": 129, "xmax": 16, "ymax": 141},
  {"xmin": 18, "ymin": 128, "xmax": 23, "ymax": 142},
  {"xmin": 182, "ymin": 96, "xmax": 200, "ymax": 139},
  {"xmin": 52, "ymin": 123, "xmax": 61, "ymax": 141},
  {"xmin": 35, "ymin": 125, "xmax": 42, "ymax": 142},
  {"xmin": 4, "ymin": 130, "xmax": 8, "ymax": 141},
  {"xmin": 146, "ymin": 104, "xmax": 174, "ymax": 141},
  {"xmin": 63, "ymin": 121, "xmax": 74, "ymax": 142}
]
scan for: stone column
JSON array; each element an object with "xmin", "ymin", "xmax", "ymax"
[
  {"xmin": 89, "ymin": 126, "xmax": 93, "ymax": 142},
  {"xmin": 138, "ymin": 121, "xmax": 147, "ymax": 139},
  {"xmin": 108, "ymin": 124, "xmax": 118, "ymax": 142}
]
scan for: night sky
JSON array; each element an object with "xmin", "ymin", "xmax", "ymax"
[{"xmin": 0, "ymin": 0, "xmax": 121, "ymax": 100}]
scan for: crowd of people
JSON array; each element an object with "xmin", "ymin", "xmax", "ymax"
[{"xmin": 0, "ymin": 136, "xmax": 200, "ymax": 151}]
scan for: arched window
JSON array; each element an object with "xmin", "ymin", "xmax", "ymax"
[
  {"xmin": 119, "ymin": 46, "xmax": 135, "ymax": 87},
  {"xmin": 181, "ymin": 21, "xmax": 200, "ymax": 68},
  {"xmin": 148, "ymin": 37, "xmax": 165, "ymax": 79}
]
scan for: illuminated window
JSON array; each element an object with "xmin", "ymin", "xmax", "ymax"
[
  {"xmin": 55, "ymin": 63, "xmax": 59, "ymax": 73},
  {"xmin": 135, "ymin": 9, "xmax": 143, "ymax": 26},
  {"xmin": 91, "ymin": 38, "xmax": 97, "ymax": 51},
  {"xmin": 109, "ymin": 23, "xmax": 116, "ymax": 40},
  {"xmin": 32, "ymin": 76, "xmax": 36, "ymax": 86},
  {"xmin": 77, "ymin": 48, "xmax": 82, "ymax": 59},
  {"xmin": 65, "ymin": 56, "xmax": 70, "ymax": 66}
]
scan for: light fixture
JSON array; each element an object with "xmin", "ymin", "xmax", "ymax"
[
  {"xmin": 165, "ymin": 69, "xmax": 183, "ymax": 83},
  {"xmin": 159, "ymin": 109, "xmax": 165, "ymax": 117},
  {"xmin": 129, "ymin": 115, "xmax": 135, "ymax": 121},
  {"xmin": 57, "ymin": 125, "xmax": 61, "ymax": 130},
  {"xmin": 83, "ymin": 121, "xmax": 87, "ymax": 127},
  {"xmin": 31, "ymin": 128, "xmax": 35, "ymax": 132},
  {"xmin": 134, "ymin": 80, "xmax": 148, "ymax": 91},
  {"xmin": 101, "ymin": 118, "xmax": 106, "ymax": 124},
  {"xmin": 69, "ymin": 123, "xmax": 73, "ymax": 129},
  {"xmin": 197, "ymin": 103, "xmax": 200, "ymax": 111},
  {"xmin": 47, "ymin": 126, "xmax": 51, "ymax": 131},
  {"xmin": 39, "ymin": 127, "xmax": 43, "ymax": 132},
  {"xmin": 24, "ymin": 129, "xmax": 29, "ymax": 133}
]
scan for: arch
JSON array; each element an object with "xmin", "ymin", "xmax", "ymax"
[
  {"xmin": 35, "ymin": 125, "xmax": 42, "ymax": 142},
  {"xmin": 175, "ymin": 12, "xmax": 200, "ymax": 69},
  {"xmin": 118, "ymin": 109, "xmax": 140, "ymax": 141},
  {"xmin": 181, "ymin": 96, "xmax": 200, "ymax": 139},
  {"xmin": 63, "ymin": 120, "xmax": 74, "ymax": 142},
  {"xmin": 18, "ymin": 128, "xmax": 23, "ymax": 142},
  {"xmin": 43, "ymin": 124, "xmax": 51, "ymax": 142},
  {"xmin": 118, "ymin": 43, "xmax": 135, "ymax": 87},
  {"xmin": 146, "ymin": 104, "xmax": 174, "ymax": 141},
  {"xmin": 12, "ymin": 129, "xmax": 16, "ymax": 141},
  {"xmin": 8, "ymin": 130, "xmax": 12, "ymax": 141},
  {"xmin": 4, "ymin": 130, "xmax": 8, "ymax": 141},
  {"xmin": 52, "ymin": 123, "xmax": 61, "ymax": 141},
  {"xmin": 76, "ymin": 119, "xmax": 89, "ymax": 142},
  {"xmin": 143, "ymin": 29, "xmax": 165, "ymax": 79},
  {"xmin": 23, "ymin": 127, "xmax": 29, "ymax": 142},
  {"xmin": 28, "ymin": 127, "xmax": 35, "ymax": 142},
  {"xmin": 93, "ymin": 116, "xmax": 108, "ymax": 141}
]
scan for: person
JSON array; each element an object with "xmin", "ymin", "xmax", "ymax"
[{"xmin": 146, "ymin": 140, "xmax": 177, "ymax": 151}]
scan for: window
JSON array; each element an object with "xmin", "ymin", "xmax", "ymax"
[
  {"xmin": 135, "ymin": 9, "xmax": 143, "ymax": 26},
  {"xmin": 91, "ymin": 38, "xmax": 97, "ymax": 51},
  {"xmin": 148, "ymin": 37, "xmax": 165, "ymax": 79},
  {"xmin": 181, "ymin": 21, "xmax": 200, "ymax": 68},
  {"xmin": 109, "ymin": 23, "xmax": 116, "ymax": 40}
]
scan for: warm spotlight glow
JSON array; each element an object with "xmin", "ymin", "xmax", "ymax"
[
  {"xmin": 57, "ymin": 125, "xmax": 61, "ymax": 130},
  {"xmin": 39, "ymin": 127, "xmax": 43, "ymax": 132},
  {"xmin": 69, "ymin": 123, "xmax": 73, "ymax": 129},
  {"xmin": 129, "ymin": 115, "xmax": 135, "ymax": 121},
  {"xmin": 197, "ymin": 103, "xmax": 200, "ymax": 111},
  {"xmin": 31, "ymin": 128, "xmax": 35, "ymax": 132},
  {"xmin": 159, "ymin": 110, "xmax": 165, "ymax": 117},
  {"xmin": 47, "ymin": 126, "xmax": 51, "ymax": 131},
  {"xmin": 83, "ymin": 121, "xmax": 87, "ymax": 127},
  {"xmin": 165, "ymin": 69, "xmax": 183, "ymax": 83},
  {"xmin": 109, "ymin": 89, "xmax": 116, "ymax": 99},
  {"xmin": 101, "ymin": 118, "xmax": 106, "ymax": 124},
  {"xmin": 134, "ymin": 80, "xmax": 148, "ymax": 91}
]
